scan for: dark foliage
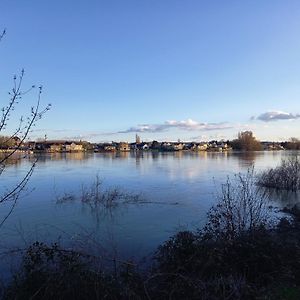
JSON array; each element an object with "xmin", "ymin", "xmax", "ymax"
[
  {"xmin": 230, "ymin": 131, "xmax": 262, "ymax": 151},
  {"xmin": 257, "ymin": 156, "xmax": 300, "ymax": 191},
  {"xmin": 5, "ymin": 217, "xmax": 300, "ymax": 300},
  {"xmin": 153, "ymin": 221, "xmax": 300, "ymax": 299},
  {"xmin": 4, "ymin": 242, "xmax": 145, "ymax": 300},
  {"xmin": 281, "ymin": 138, "xmax": 300, "ymax": 150}
]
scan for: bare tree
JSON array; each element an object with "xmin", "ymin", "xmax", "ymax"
[
  {"xmin": 0, "ymin": 29, "xmax": 51, "ymax": 226},
  {"xmin": 204, "ymin": 169, "xmax": 270, "ymax": 241},
  {"xmin": 257, "ymin": 155, "xmax": 300, "ymax": 191}
]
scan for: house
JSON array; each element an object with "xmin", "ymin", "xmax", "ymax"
[
  {"xmin": 263, "ymin": 142, "xmax": 285, "ymax": 151},
  {"xmin": 50, "ymin": 144, "xmax": 62, "ymax": 152},
  {"xmin": 130, "ymin": 143, "xmax": 138, "ymax": 151},
  {"xmin": 34, "ymin": 142, "xmax": 47, "ymax": 151},
  {"xmin": 161, "ymin": 142, "xmax": 184, "ymax": 151},
  {"xmin": 12, "ymin": 136, "xmax": 22, "ymax": 146},
  {"xmin": 136, "ymin": 142, "xmax": 150, "ymax": 151},
  {"xmin": 117, "ymin": 142, "xmax": 130, "ymax": 152},
  {"xmin": 220, "ymin": 143, "xmax": 232, "ymax": 151},
  {"xmin": 198, "ymin": 143, "xmax": 208, "ymax": 151},
  {"xmin": 173, "ymin": 143, "xmax": 184, "ymax": 151},
  {"xmin": 191, "ymin": 143, "xmax": 208, "ymax": 151},
  {"xmin": 104, "ymin": 145, "xmax": 117, "ymax": 152},
  {"xmin": 161, "ymin": 142, "xmax": 173, "ymax": 151},
  {"xmin": 24, "ymin": 141, "xmax": 36, "ymax": 150},
  {"xmin": 33, "ymin": 140, "xmax": 84, "ymax": 152},
  {"xmin": 34, "ymin": 140, "xmax": 65, "ymax": 152},
  {"xmin": 207, "ymin": 142, "xmax": 222, "ymax": 152},
  {"xmin": 65, "ymin": 142, "xmax": 84, "ymax": 152},
  {"xmin": 141, "ymin": 143, "xmax": 149, "ymax": 150}
]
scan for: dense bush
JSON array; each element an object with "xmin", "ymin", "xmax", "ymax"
[
  {"xmin": 150, "ymin": 174, "xmax": 300, "ymax": 299},
  {"xmin": 5, "ymin": 219, "xmax": 300, "ymax": 300},
  {"xmin": 281, "ymin": 138, "xmax": 300, "ymax": 150},
  {"xmin": 152, "ymin": 221, "xmax": 300, "ymax": 299},
  {"xmin": 257, "ymin": 156, "xmax": 300, "ymax": 191},
  {"xmin": 3, "ymin": 242, "xmax": 145, "ymax": 300},
  {"xmin": 230, "ymin": 131, "xmax": 262, "ymax": 151}
]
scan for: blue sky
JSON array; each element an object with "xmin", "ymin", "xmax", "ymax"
[{"xmin": 0, "ymin": 0, "xmax": 300, "ymax": 142}]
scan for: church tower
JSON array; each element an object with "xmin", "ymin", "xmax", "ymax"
[{"xmin": 136, "ymin": 134, "xmax": 141, "ymax": 144}]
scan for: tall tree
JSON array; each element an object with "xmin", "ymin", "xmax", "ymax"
[{"xmin": 231, "ymin": 131, "xmax": 262, "ymax": 151}]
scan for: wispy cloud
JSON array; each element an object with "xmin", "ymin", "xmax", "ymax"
[
  {"xmin": 118, "ymin": 119, "xmax": 233, "ymax": 133},
  {"xmin": 190, "ymin": 133, "xmax": 228, "ymax": 141},
  {"xmin": 30, "ymin": 119, "xmax": 235, "ymax": 141},
  {"xmin": 254, "ymin": 111, "xmax": 300, "ymax": 122},
  {"xmin": 60, "ymin": 133, "xmax": 108, "ymax": 140},
  {"xmin": 30, "ymin": 129, "xmax": 110, "ymax": 141}
]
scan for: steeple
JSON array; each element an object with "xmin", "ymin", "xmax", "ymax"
[{"xmin": 136, "ymin": 134, "xmax": 141, "ymax": 144}]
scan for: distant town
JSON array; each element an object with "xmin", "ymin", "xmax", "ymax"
[{"xmin": 1, "ymin": 131, "xmax": 300, "ymax": 153}]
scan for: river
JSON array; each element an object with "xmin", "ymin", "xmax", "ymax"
[{"xmin": 0, "ymin": 150, "xmax": 299, "ymax": 275}]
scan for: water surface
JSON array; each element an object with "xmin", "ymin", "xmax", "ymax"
[{"xmin": 0, "ymin": 151, "xmax": 299, "ymax": 268}]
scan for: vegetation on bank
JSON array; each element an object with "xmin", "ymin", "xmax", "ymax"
[
  {"xmin": 153, "ymin": 211, "xmax": 300, "ymax": 300},
  {"xmin": 2, "ymin": 130, "xmax": 300, "ymax": 153},
  {"xmin": 3, "ymin": 170, "xmax": 300, "ymax": 300},
  {"xmin": 257, "ymin": 156, "xmax": 300, "ymax": 191},
  {"xmin": 230, "ymin": 131, "xmax": 262, "ymax": 151},
  {"xmin": 282, "ymin": 138, "xmax": 300, "ymax": 150}
]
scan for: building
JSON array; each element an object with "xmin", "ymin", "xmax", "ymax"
[
  {"xmin": 33, "ymin": 140, "xmax": 84, "ymax": 152},
  {"xmin": 190, "ymin": 143, "xmax": 208, "ymax": 151},
  {"xmin": 117, "ymin": 142, "xmax": 130, "ymax": 152},
  {"xmin": 173, "ymin": 143, "xmax": 184, "ymax": 151},
  {"xmin": 137, "ymin": 142, "xmax": 149, "ymax": 151},
  {"xmin": 50, "ymin": 144, "xmax": 62, "ymax": 152},
  {"xmin": 136, "ymin": 134, "xmax": 141, "ymax": 144},
  {"xmin": 103, "ymin": 145, "xmax": 117, "ymax": 152},
  {"xmin": 65, "ymin": 142, "xmax": 84, "ymax": 152}
]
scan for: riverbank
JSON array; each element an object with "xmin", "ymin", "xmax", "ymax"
[{"xmin": 2, "ymin": 186, "xmax": 300, "ymax": 300}]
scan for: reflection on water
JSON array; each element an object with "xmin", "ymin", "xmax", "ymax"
[
  {"xmin": 0, "ymin": 153, "xmax": 25, "ymax": 167},
  {"xmin": 233, "ymin": 151, "xmax": 258, "ymax": 167},
  {"xmin": 0, "ymin": 150, "xmax": 299, "ymax": 266},
  {"xmin": 1, "ymin": 150, "xmax": 291, "ymax": 164},
  {"xmin": 36, "ymin": 151, "xmax": 89, "ymax": 162},
  {"xmin": 264, "ymin": 188, "xmax": 300, "ymax": 208},
  {"xmin": 2, "ymin": 150, "xmax": 277, "ymax": 167}
]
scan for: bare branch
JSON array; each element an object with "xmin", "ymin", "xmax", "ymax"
[
  {"xmin": 0, "ymin": 30, "xmax": 50, "ymax": 227},
  {"xmin": 0, "ymin": 29, "xmax": 5, "ymax": 42}
]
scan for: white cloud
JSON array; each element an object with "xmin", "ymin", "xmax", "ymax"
[
  {"xmin": 256, "ymin": 111, "xmax": 300, "ymax": 122},
  {"xmin": 118, "ymin": 119, "xmax": 233, "ymax": 133}
]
